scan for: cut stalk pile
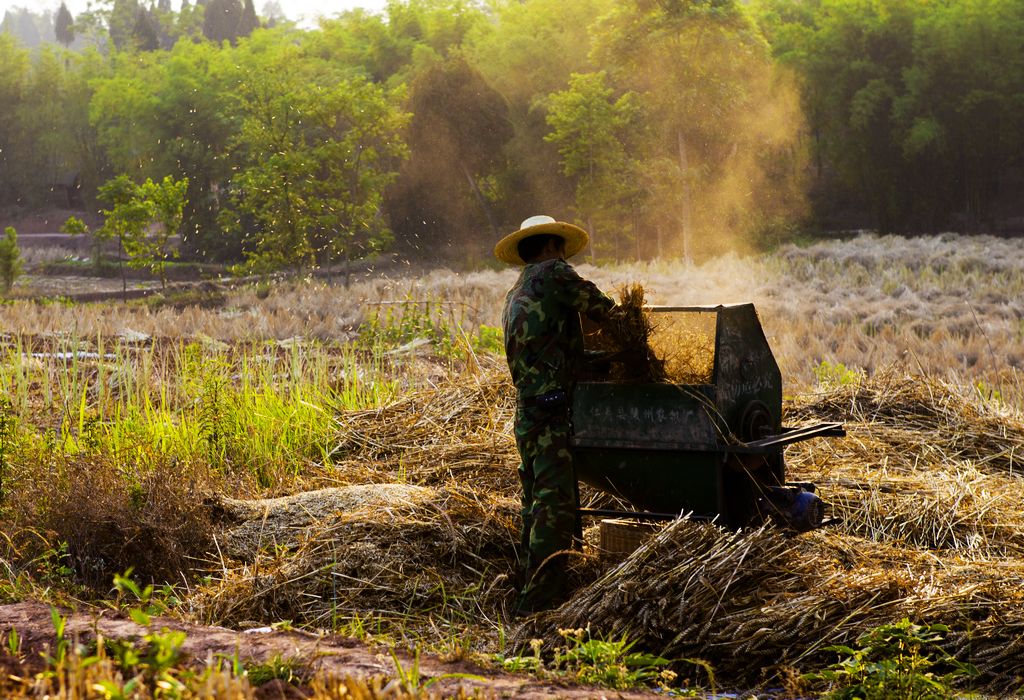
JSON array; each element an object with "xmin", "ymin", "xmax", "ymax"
[
  {"xmin": 517, "ymin": 369, "xmax": 1024, "ymax": 692},
  {"xmin": 193, "ymin": 360, "xmax": 1024, "ymax": 692}
]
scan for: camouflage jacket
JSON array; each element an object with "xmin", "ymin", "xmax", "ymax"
[{"xmin": 502, "ymin": 258, "xmax": 615, "ymax": 400}]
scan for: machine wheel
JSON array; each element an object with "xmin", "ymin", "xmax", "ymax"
[{"xmin": 739, "ymin": 400, "xmax": 773, "ymax": 442}]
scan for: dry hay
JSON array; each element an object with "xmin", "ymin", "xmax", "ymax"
[
  {"xmin": 597, "ymin": 283, "xmax": 667, "ymax": 383},
  {"xmin": 209, "ymin": 484, "xmax": 437, "ymax": 561},
  {"xmin": 328, "ymin": 361, "xmax": 520, "ymax": 499},
  {"xmin": 584, "ymin": 284, "xmax": 714, "ymax": 384},
  {"xmin": 195, "ymin": 484, "xmax": 519, "ymax": 632},
  {"xmin": 787, "ymin": 369, "xmax": 1024, "ymax": 555},
  {"xmin": 647, "ymin": 310, "xmax": 716, "ymax": 385},
  {"xmin": 520, "ymin": 520, "xmax": 1024, "ymax": 692},
  {"xmin": 515, "ymin": 370, "xmax": 1024, "ymax": 692},
  {"xmin": 787, "ymin": 367, "xmax": 1024, "ymax": 474}
]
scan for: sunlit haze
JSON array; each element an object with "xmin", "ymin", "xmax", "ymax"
[{"xmin": 0, "ymin": 0, "xmax": 390, "ymax": 26}]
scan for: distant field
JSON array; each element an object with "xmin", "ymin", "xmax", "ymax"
[{"xmin": 7, "ymin": 232, "xmax": 1023, "ymax": 400}]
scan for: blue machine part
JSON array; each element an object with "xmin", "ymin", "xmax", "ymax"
[{"xmin": 760, "ymin": 486, "xmax": 825, "ymax": 532}]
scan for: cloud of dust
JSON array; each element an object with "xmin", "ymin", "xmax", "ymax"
[{"xmin": 602, "ymin": 11, "xmax": 810, "ymax": 262}]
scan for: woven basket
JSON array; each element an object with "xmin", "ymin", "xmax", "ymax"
[{"xmin": 599, "ymin": 518, "xmax": 662, "ymax": 563}]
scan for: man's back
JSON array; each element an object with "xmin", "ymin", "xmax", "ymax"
[{"xmin": 502, "ymin": 258, "xmax": 613, "ymax": 399}]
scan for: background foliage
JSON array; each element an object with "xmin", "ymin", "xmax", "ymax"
[{"xmin": 0, "ymin": 0, "xmax": 1022, "ymax": 269}]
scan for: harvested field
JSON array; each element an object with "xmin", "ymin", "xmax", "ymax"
[
  {"xmin": 511, "ymin": 369, "xmax": 1024, "ymax": 693},
  {"xmin": 168, "ymin": 356, "xmax": 1024, "ymax": 693},
  {"xmin": 3, "ymin": 234, "xmax": 1024, "ymax": 695}
]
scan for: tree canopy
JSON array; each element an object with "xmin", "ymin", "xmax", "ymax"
[{"xmin": 0, "ymin": 0, "xmax": 1021, "ymax": 272}]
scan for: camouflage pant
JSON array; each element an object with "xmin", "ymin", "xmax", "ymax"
[{"xmin": 513, "ymin": 402, "xmax": 577, "ymax": 611}]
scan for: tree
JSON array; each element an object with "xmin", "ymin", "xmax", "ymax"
[
  {"xmin": 55, "ymin": 3, "xmax": 75, "ymax": 47},
  {"xmin": 0, "ymin": 35, "xmax": 28, "ymax": 205},
  {"xmin": 260, "ymin": 1, "xmax": 285, "ymax": 27},
  {"xmin": 223, "ymin": 35, "xmax": 408, "ymax": 274},
  {"xmin": 466, "ymin": 0, "xmax": 616, "ymax": 227},
  {"xmin": 238, "ymin": 0, "xmax": 259, "ymax": 37},
  {"xmin": 755, "ymin": 0, "xmax": 1024, "ymax": 232},
  {"xmin": 545, "ymin": 71, "xmax": 643, "ymax": 259},
  {"xmin": 1, "ymin": 9, "xmax": 42, "ymax": 48},
  {"xmin": 386, "ymin": 53, "xmax": 513, "ymax": 262},
  {"xmin": 132, "ymin": 175, "xmax": 189, "ymax": 288},
  {"xmin": 0, "ymin": 227, "xmax": 23, "ymax": 295},
  {"xmin": 132, "ymin": 6, "xmax": 160, "ymax": 51},
  {"xmin": 203, "ymin": 0, "xmax": 243, "ymax": 44},
  {"xmin": 90, "ymin": 39, "xmax": 234, "ymax": 258},
  {"xmin": 16, "ymin": 46, "xmax": 68, "ymax": 207},
  {"xmin": 97, "ymin": 174, "xmax": 154, "ymax": 296},
  {"xmin": 109, "ymin": 0, "xmax": 141, "ymax": 50},
  {"xmin": 591, "ymin": 0, "xmax": 806, "ymax": 258}
]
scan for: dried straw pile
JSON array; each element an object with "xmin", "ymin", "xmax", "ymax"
[
  {"xmin": 329, "ymin": 361, "xmax": 520, "ymax": 499},
  {"xmin": 518, "ymin": 370, "xmax": 1024, "ymax": 692},
  {"xmin": 597, "ymin": 284, "xmax": 667, "ymax": 383},
  {"xmin": 647, "ymin": 312, "xmax": 716, "ymax": 385},
  {"xmin": 194, "ymin": 363, "xmax": 524, "ymax": 632},
  {"xmin": 788, "ymin": 367, "xmax": 1024, "ymax": 474},
  {"xmin": 209, "ymin": 484, "xmax": 437, "ymax": 560},
  {"xmin": 520, "ymin": 519, "xmax": 1024, "ymax": 691},
  {"xmin": 196, "ymin": 485, "xmax": 519, "ymax": 630}
]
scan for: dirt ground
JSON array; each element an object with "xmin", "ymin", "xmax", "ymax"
[{"xmin": 0, "ymin": 602, "xmax": 666, "ymax": 699}]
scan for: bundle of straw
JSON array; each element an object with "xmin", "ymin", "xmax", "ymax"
[
  {"xmin": 788, "ymin": 367, "xmax": 1024, "ymax": 474},
  {"xmin": 520, "ymin": 519, "xmax": 1024, "ymax": 692},
  {"xmin": 584, "ymin": 283, "xmax": 667, "ymax": 383},
  {"xmin": 329, "ymin": 362, "xmax": 520, "ymax": 498}
]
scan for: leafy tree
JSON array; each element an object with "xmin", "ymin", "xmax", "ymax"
[
  {"xmin": 132, "ymin": 175, "xmax": 189, "ymax": 288},
  {"xmin": 223, "ymin": 35, "xmax": 409, "ymax": 274},
  {"xmin": 896, "ymin": 0, "xmax": 1024, "ymax": 229},
  {"xmin": 238, "ymin": 0, "xmax": 259, "ymax": 37},
  {"xmin": 545, "ymin": 71, "xmax": 643, "ymax": 259},
  {"xmin": 203, "ymin": 0, "xmax": 244, "ymax": 44},
  {"xmin": 62, "ymin": 49, "xmax": 114, "ymax": 205},
  {"xmin": 756, "ymin": 0, "xmax": 1024, "ymax": 232},
  {"xmin": 0, "ymin": 35, "xmax": 28, "ymax": 205},
  {"xmin": 260, "ymin": 1, "xmax": 286, "ymax": 27},
  {"xmin": 466, "ymin": 0, "xmax": 615, "ymax": 225},
  {"xmin": 109, "ymin": 0, "xmax": 141, "ymax": 50},
  {"xmin": 97, "ymin": 174, "xmax": 154, "ymax": 295},
  {"xmin": 387, "ymin": 53, "xmax": 513, "ymax": 262},
  {"xmin": 133, "ymin": 6, "xmax": 161, "ymax": 51},
  {"xmin": 61, "ymin": 215, "xmax": 105, "ymax": 269},
  {"xmin": 55, "ymin": 3, "xmax": 75, "ymax": 47},
  {"xmin": 15, "ymin": 46, "xmax": 68, "ymax": 207},
  {"xmin": 0, "ymin": 9, "xmax": 42, "ymax": 48},
  {"xmin": 175, "ymin": 0, "xmax": 206, "ymax": 41},
  {"xmin": 90, "ymin": 40, "xmax": 233, "ymax": 257},
  {"xmin": 0, "ymin": 227, "xmax": 23, "ymax": 295},
  {"xmin": 591, "ymin": 0, "xmax": 805, "ymax": 258}
]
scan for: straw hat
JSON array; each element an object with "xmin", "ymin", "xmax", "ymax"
[{"xmin": 493, "ymin": 215, "xmax": 589, "ymax": 265}]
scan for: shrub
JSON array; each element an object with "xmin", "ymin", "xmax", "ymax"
[{"xmin": 0, "ymin": 227, "xmax": 23, "ymax": 294}]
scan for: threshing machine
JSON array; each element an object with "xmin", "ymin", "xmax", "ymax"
[{"xmin": 572, "ymin": 303, "xmax": 844, "ymax": 531}]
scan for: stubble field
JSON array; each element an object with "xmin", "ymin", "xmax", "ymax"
[{"xmin": 1, "ymin": 232, "xmax": 1023, "ymax": 697}]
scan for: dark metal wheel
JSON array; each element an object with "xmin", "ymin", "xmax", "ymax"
[{"xmin": 739, "ymin": 400, "xmax": 773, "ymax": 442}]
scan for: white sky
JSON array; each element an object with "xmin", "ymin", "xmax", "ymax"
[{"xmin": 1, "ymin": 1, "xmax": 391, "ymax": 27}]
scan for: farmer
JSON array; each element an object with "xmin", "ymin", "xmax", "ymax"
[{"xmin": 495, "ymin": 215, "xmax": 617, "ymax": 615}]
